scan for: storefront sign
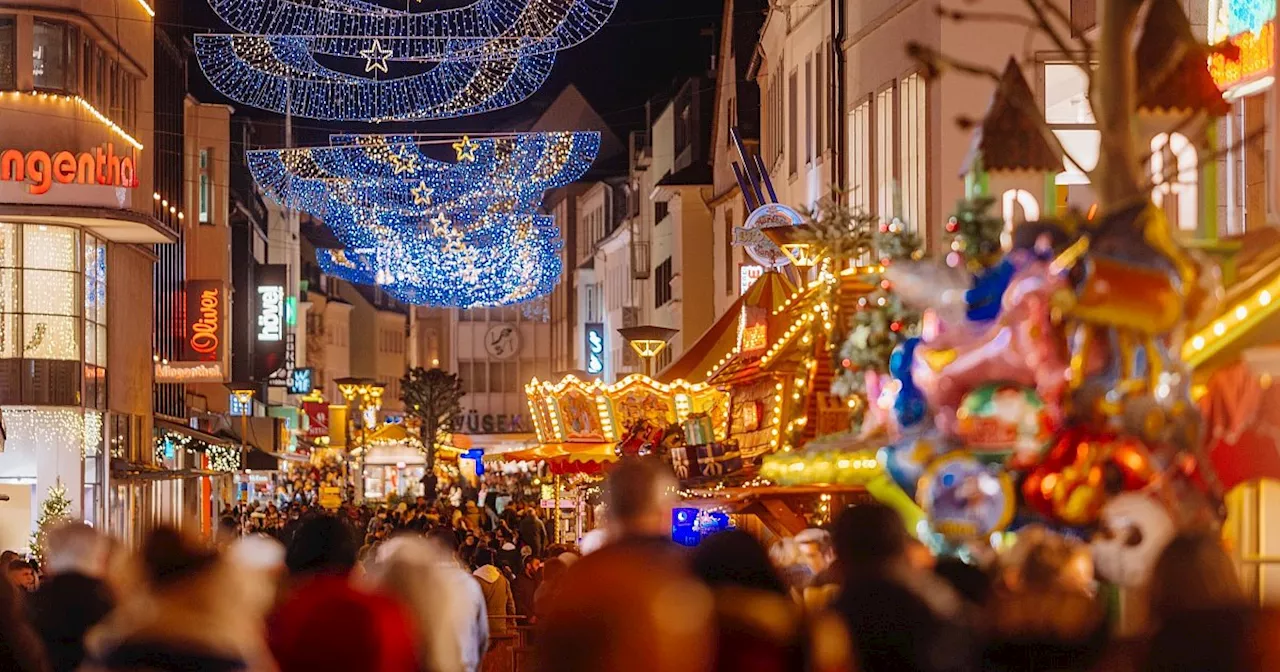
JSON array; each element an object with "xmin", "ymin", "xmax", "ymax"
[
  {"xmin": 287, "ymin": 368, "xmax": 313, "ymax": 395},
  {"xmin": 304, "ymin": 401, "xmax": 329, "ymax": 438},
  {"xmin": 484, "ymin": 323, "xmax": 521, "ymax": 359},
  {"xmin": 734, "ymin": 203, "xmax": 803, "ymax": 268},
  {"xmin": 0, "ymin": 143, "xmax": 138, "ymax": 195},
  {"xmin": 185, "ymin": 281, "xmax": 223, "ymax": 362},
  {"xmin": 738, "ymin": 306, "xmax": 768, "ymax": 353},
  {"xmin": 1209, "ymin": 20, "xmax": 1275, "ymax": 90},
  {"xmin": 740, "ymin": 264, "xmax": 764, "ymax": 294},
  {"xmin": 585, "ymin": 322, "xmax": 605, "ymax": 375},
  {"xmin": 154, "ymin": 360, "xmax": 225, "ymax": 383},
  {"xmin": 254, "ymin": 265, "xmax": 288, "ymax": 381},
  {"xmin": 452, "ymin": 411, "xmax": 529, "ymax": 434}
]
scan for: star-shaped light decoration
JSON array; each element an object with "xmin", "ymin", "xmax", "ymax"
[
  {"xmin": 429, "ymin": 213, "xmax": 453, "ymax": 236},
  {"xmin": 359, "ymin": 38, "xmax": 393, "ymax": 74},
  {"xmin": 388, "ymin": 148, "xmax": 418, "ymax": 175},
  {"xmin": 410, "ymin": 181, "xmax": 434, "ymax": 206},
  {"xmin": 452, "ymin": 135, "xmax": 480, "ymax": 162}
]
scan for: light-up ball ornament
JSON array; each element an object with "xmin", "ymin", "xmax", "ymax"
[
  {"xmin": 1021, "ymin": 427, "xmax": 1157, "ymax": 527},
  {"xmin": 878, "ymin": 427, "xmax": 946, "ymax": 498},
  {"xmin": 955, "ymin": 383, "xmax": 1053, "ymax": 469},
  {"xmin": 737, "ymin": 203, "xmax": 803, "ymax": 268},
  {"xmin": 916, "ymin": 452, "xmax": 1015, "ymax": 542}
]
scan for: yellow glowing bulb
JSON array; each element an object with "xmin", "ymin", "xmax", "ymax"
[
  {"xmin": 1262, "ymin": 290, "xmax": 1273, "ymax": 306},
  {"xmin": 1236, "ymin": 306, "xmax": 1249, "ymax": 320},
  {"xmin": 1213, "ymin": 322, "xmax": 1226, "ymax": 336},
  {"xmin": 1192, "ymin": 335, "xmax": 1205, "ymax": 350}
]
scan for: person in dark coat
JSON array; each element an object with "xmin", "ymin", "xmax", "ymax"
[
  {"xmin": 831, "ymin": 504, "xmax": 975, "ymax": 672},
  {"xmin": 0, "ymin": 572, "xmax": 47, "ymax": 672},
  {"xmin": 25, "ymin": 523, "xmax": 114, "ymax": 672},
  {"xmin": 511, "ymin": 556, "xmax": 541, "ymax": 622},
  {"xmin": 517, "ymin": 507, "xmax": 548, "ymax": 559}
]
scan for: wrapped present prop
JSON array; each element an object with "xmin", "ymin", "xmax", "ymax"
[
  {"xmin": 670, "ymin": 446, "xmax": 692, "ymax": 480},
  {"xmin": 683, "ymin": 414, "xmax": 715, "ymax": 446},
  {"xmin": 695, "ymin": 442, "xmax": 744, "ymax": 478}
]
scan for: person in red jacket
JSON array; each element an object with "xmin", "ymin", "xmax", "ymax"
[{"xmin": 268, "ymin": 515, "xmax": 418, "ymax": 672}]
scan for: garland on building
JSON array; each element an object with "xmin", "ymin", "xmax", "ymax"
[
  {"xmin": 208, "ymin": 444, "xmax": 242, "ymax": 472},
  {"xmin": 29, "ymin": 481, "xmax": 71, "ymax": 565}
]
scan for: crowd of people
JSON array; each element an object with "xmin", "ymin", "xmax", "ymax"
[{"xmin": 0, "ymin": 457, "xmax": 1274, "ymax": 672}]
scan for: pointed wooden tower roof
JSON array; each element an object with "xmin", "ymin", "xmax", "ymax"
[
  {"xmin": 960, "ymin": 58, "xmax": 1065, "ymax": 176},
  {"xmin": 1135, "ymin": 0, "xmax": 1229, "ymax": 116}
]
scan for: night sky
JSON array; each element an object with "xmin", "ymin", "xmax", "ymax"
[{"xmin": 183, "ymin": 0, "xmax": 722, "ymax": 145}]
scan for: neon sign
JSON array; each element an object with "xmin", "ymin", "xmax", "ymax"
[
  {"xmin": 585, "ymin": 323, "xmax": 605, "ymax": 375},
  {"xmin": 257, "ymin": 285, "xmax": 284, "ymax": 341},
  {"xmin": 186, "ymin": 282, "xmax": 221, "ymax": 360},
  {"xmin": 0, "ymin": 143, "xmax": 138, "ymax": 195}
]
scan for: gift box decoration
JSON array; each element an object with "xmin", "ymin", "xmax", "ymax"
[
  {"xmin": 670, "ymin": 446, "xmax": 692, "ymax": 480},
  {"xmin": 695, "ymin": 442, "xmax": 743, "ymax": 478},
  {"xmin": 683, "ymin": 414, "xmax": 715, "ymax": 446}
]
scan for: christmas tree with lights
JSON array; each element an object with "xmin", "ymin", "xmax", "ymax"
[
  {"xmin": 832, "ymin": 217, "xmax": 923, "ymax": 399},
  {"xmin": 29, "ymin": 480, "xmax": 71, "ymax": 565},
  {"xmin": 945, "ymin": 194, "xmax": 1005, "ymax": 270}
]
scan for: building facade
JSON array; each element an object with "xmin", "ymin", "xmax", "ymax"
[{"xmin": 0, "ymin": 0, "xmax": 169, "ymax": 550}]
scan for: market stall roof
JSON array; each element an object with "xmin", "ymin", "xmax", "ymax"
[
  {"xmin": 244, "ymin": 447, "xmax": 282, "ymax": 472},
  {"xmin": 960, "ymin": 58, "xmax": 1064, "ymax": 176},
  {"xmin": 1184, "ymin": 231, "xmax": 1280, "ymax": 374},
  {"xmin": 1133, "ymin": 0, "xmax": 1229, "ymax": 116},
  {"xmin": 659, "ymin": 271, "xmax": 795, "ymax": 383}
]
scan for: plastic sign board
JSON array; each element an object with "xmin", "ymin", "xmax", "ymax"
[
  {"xmin": 0, "ymin": 143, "xmax": 138, "ymax": 195},
  {"xmin": 585, "ymin": 322, "xmax": 605, "ymax": 375},
  {"xmin": 287, "ymin": 368, "xmax": 313, "ymax": 395},
  {"xmin": 254, "ymin": 265, "xmax": 288, "ymax": 380}
]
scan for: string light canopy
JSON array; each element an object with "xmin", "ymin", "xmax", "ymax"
[
  {"xmin": 194, "ymin": 0, "xmax": 616, "ymax": 122},
  {"xmin": 203, "ymin": 0, "xmax": 619, "ymax": 62},
  {"xmin": 260, "ymin": 132, "xmax": 600, "ymax": 307},
  {"xmin": 247, "ymin": 132, "xmax": 600, "ymax": 217},
  {"xmin": 194, "ymin": 35, "xmax": 554, "ymax": 121}
]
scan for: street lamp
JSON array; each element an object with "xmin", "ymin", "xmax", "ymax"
[
  {"xmin": 617, "ymin": 325, "xmax": 680, "ymax": 377},
  {"xmin": 762, "ymin": 223, "xmax": 824, "ymax": 276},
  {"xmin": 334, "ymin": 377, "xmax": 385, "ymax": 503},
  {"xmin": 228, "ymin": 383, "xmax": 257, "ymax": 457}
]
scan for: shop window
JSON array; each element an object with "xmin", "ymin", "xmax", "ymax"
[
  {"xmin": 1150, "ymin": 132, "xmax": 1198, "ymax": 232},
  {"xmin": 805, "ymin": 57, "xmax": 813, "ymax": 165},
  {"xmin": 816, "ymin": 47, "xmax": 826, "ymax": 157},
  {"xmin": 655, "ymin": 200, "xmax": 668, "ymax": 225},
  {"xmin": 33, "ymin": 20, "xmax": 71, "ymax": 91},
  {"xmin": 1044, "ymin": 63, "xmax": 1100, "ymax": 188},
  {"xmin": 84, "ymin": 234, "xmax": 107, "ymax": 410},
  {"xmin": 0, "ymin": 16, "xmax": 14, "ymax": 90}
]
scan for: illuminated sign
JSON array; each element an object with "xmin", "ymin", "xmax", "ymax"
[
  {"xmin": 185, "ymin": 281, "xmax": 222, "ymax": 362},
  {"xmin": 737, "ymin": 306, "xmax": 768, "ymax": 353},
  {"xmin": 1209, "ymin": 20, "xmax": 1274, "ymax": 90},
  {"xmin": 585, "ymin": 322, "xmax": 605, "ymax": 375},
  {"xmin": 0, "ymin": 143, "xmax": 138, "ymax": 195},
  {"xmin": 254, "ymin": 265, "xmax": 288, "ymax": 380},
  {"xmin": 229, "ymin": 394, "xmax": 252, "ymax": 416},
  {"xmin": 734, "ymin": 204, "xmax": 804, "ymax": 268},
  {"xmin": 740, "ymin": 264, "xmax": 764, "ymax": 295},
  {"xmin": 154, "ymin": 361, "xmax": 225, "ymax": 384},
  {"xmin": 287, "ymin": 368, "xmax": 313, "ymax": 395},
  {"xmin": 304, "ymin": 401, "xmax": 329, "ymax": 438}
]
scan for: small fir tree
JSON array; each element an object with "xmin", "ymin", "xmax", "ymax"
[
  {"xmin": 29, "ymin": 480, "xmax": 71, "ymax": 564},
  {"xmin": 831, "ymin": 217, "xmax": 923, "ymax": 399},
  {"xmin": 945, "ymin": 195, "xmax": 1005, "ymax": 270},
  {"xmin": 400, "ymin": 367, "xmax": 465, "ymax": 499}
]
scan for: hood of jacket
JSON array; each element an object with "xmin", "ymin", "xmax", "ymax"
[{"xmin": 473, "ymin": 564, "xmax": 503, "ymax": 584}]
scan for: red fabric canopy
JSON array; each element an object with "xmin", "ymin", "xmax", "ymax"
[{"xmin": 1200, "ymin": 361, "xmax": 1280, "ymax": 490}]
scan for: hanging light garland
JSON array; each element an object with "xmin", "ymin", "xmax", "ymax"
[
  {"xmin": 203, "ymin": 0, "xmax": 618, "ymax": 62},
  {"xmin": 208, "ymin": 444, "xmax": 243, "ymax": 473}
]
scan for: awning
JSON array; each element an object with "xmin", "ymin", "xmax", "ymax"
[
  {"xmin": 155, "ymin": 419, "xmax": 233, "ymax": 449},
  {"xmin": 1200, "ymin": 361, "xmax": 1280, "ymax": 490},
  {"xmin": 484, "ymin": 442, "xmax": 618, "ymax": 474},
  {"xmin": 244, "ymin": 447, "xmax": 283, "ymax": 472}
]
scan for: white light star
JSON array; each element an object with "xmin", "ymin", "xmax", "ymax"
[{"xmin": 360, "ymin": 39, "xmax": 393, "ymax": 74}]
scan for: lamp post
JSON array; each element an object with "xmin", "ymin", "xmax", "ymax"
[
  {"xmin": 334, "ymin": 377, "xmax": 384, "ymax": 503},
  {"xmin": 228, "ymin": 383, "xmax": 257, "ymax": 457},
  {"xmin": 617, "ymin": 325, "xmax": 680, "ymax": 377},
  {"xmin": 228, "ymin": 383, "xmax": 257, "ymax": 506},
  {"xmin": 762, "ymin": 223, "xmax": 824, "ymax": 281}
]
